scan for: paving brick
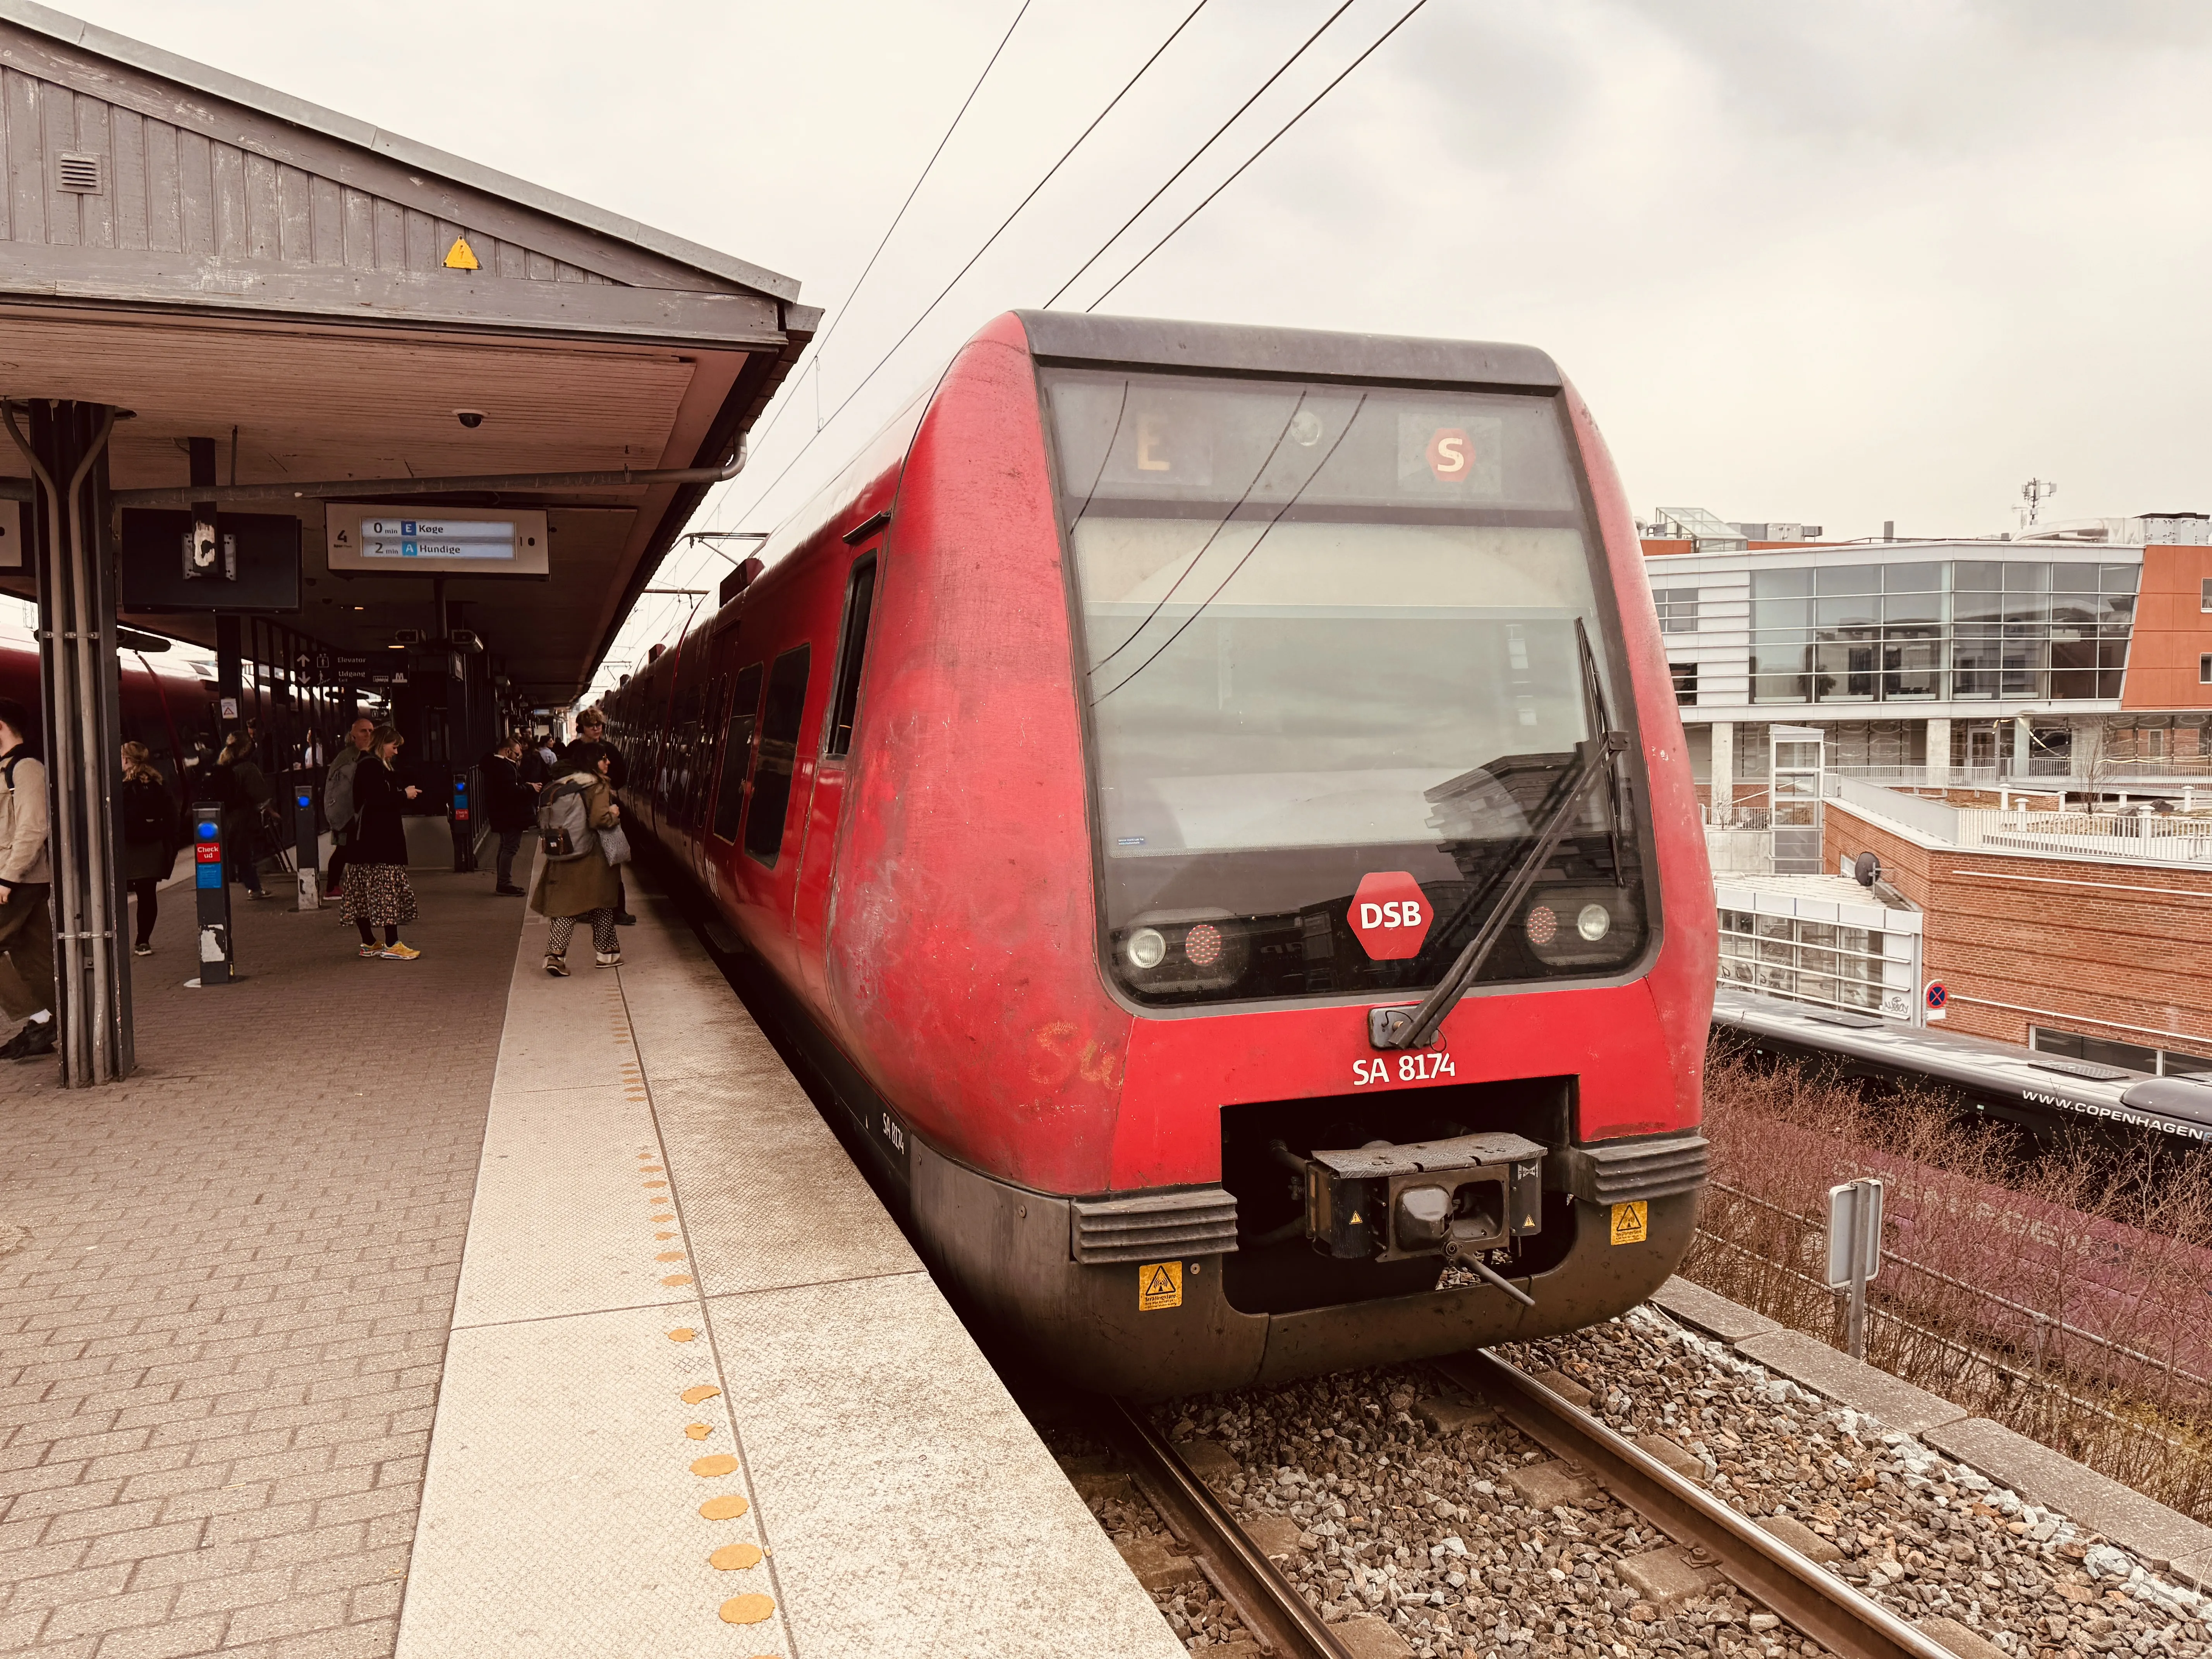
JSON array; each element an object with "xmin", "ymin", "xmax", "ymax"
[
  {"xmin": 79, "ymin": 1522, "xmax": 207, "ymax": 1570},
  {"xmin": 40, "ymin": 1586, "xmax": 179, "ymax": 1642},
  {"xmin": 4, "ymin": 1563, "xmax": 137, "ymax": 1612},
  {"xmin": 87, "ymin": 1611, "xmax": 228, "ymax": 1658},
  {"xmin": 120, "ymin": 1546, "xmax": 256, "ymax": 1594},
  {"xmin": 218, "ymin": 1591, "xmax": 348, "ymax": 1647},
  {"xmin": 242, "ymin": 1525, "xmax": 364, "ymax": 1571},
  {"xmin": 0, "ymin": 1539, "xmax": 91, "ymax": 1587},
  {"xmin": 166, "ymin": 1564, "xmax": 296, "ymax": 1617}
]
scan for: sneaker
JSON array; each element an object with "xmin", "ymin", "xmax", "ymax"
[
  {"xmin": 595, "ymin": 951, "xmax": 623, "ymax": 970},
  {"xmin": 543, "ymin": 953, "xmax": 570, "ymax": 977},
  {"xmin": 494, "ymin": 883, "xmax": 526, "ymax": 896},
  {"xmin": 357, "ymin": 944, "xmax": 382, "ymax": 958},
  {"xmin": 0, "ymin": 1023, "xmax": 30, "ymax": 1061},
  {"xmin": 10, "ymin": 1019, "xmax": 55, "ymax": 1061},
  {"xmin": 132, "ymin": 942, "xmax": 153, "ymax": 957},
  {"xmin": 616, "ymin": 912, "xmax": 637, "ymax": 927},
  {"xmin": 380, "ymin": 941, "xmax": 421, "ymax": 961}
]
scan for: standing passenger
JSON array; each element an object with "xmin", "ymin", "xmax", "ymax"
[
  {"xmin": 532, "ymin": 742, "xmax": 623, "ymax": 976},
  {"xmin": 324, "ymin": 715, "xmax": 375, "ymax": 905},
  {"xmin": 120, "ymin": 742, "xmax": 180, "ymax": 957},
  {"xmin": 344, "ymin": 725, "xmax": 423, "ymax": 961},
  {"xmin": 210, "ymin": 731, "xmax": 270, "ymax": 900},
  {"xmin": 563, "ymin": 709, "xmax": 635, "ymax": 926},
  {"xmin": 482, "ymin": 733, "xmax": 533, "ymax": 896},
  {"xmin": 0, "ymin": 697, "xmax": 55, "ymax": 1063}
]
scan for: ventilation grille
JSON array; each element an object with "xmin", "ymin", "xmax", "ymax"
[
  {"xmin": 1559, "ymin": 1134, "xmax": 1709, "ymax": 1206},
  {"xmin": 56, "ymin": 153, "xmax": 103, "ymax": 195},
  {"xmin": 2029, "ymin": 1056, "xmax": 2131, "ymax": 1082},
  {"xmin": 1070, "ymin": 1187, "xmax": 1238, "ymax": 1263}
]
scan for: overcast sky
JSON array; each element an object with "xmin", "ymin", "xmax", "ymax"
[{"xmin": 49, "ymin": 0, "xmax": 2212, "ymax": 696}]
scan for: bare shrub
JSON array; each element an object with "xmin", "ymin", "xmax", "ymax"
[{"xmin": 1684, "ymin": 1039, "xmax": 2212, "ymax": 1521}]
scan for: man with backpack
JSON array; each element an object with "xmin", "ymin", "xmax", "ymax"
[
  {"xmin": 0, "ymin": 697, "xmax": 56, "ymax": 1063},
  {"xmin": 323, "ymin": 715, "xmax": 374, "ymax": 907}
]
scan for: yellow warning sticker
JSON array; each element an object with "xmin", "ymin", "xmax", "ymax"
[
  {"xmin": 443, "ymin": 236, "xmax": 481, "ymax": 271},
  {"xmin": 1610, "ymin": 1200, "xmax": 1648, "ymax": 1246},
  {"xmin": 1139, "ymin": 1260, "xmax": 1183, "ymax": 1311}
]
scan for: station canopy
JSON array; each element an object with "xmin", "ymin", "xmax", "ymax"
[{"xmin": 0, "ymin": 0, "xmax": 814, "ymax": 705}]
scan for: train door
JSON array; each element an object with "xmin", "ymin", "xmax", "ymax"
[
  {"xmin": 794, "ymin": 553, "xmax": 878, "ymax": 1001},
  {"xmin": 702, "ymin": 654, "xmax": 764, "ymax": 913},
  {"xmin": 725, "ymin": 641, "xmax": 812, "ymax": 979}
]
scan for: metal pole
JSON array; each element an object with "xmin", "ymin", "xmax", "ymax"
[
  {"xmin": 65, "ymin": 408, "xmax": 118, "ymax": 1081},
  {"xmin": 1846, "ymin": 1201, "xmax": 1869, "ymax": 1361}
]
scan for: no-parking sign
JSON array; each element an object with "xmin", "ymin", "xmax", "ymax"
[{"xmin": 1925, "ymin": 981, "xmax": 1948, "ymax": 1022}]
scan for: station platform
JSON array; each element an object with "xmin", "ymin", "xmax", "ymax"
[{"xmin": 1, "ymin": 854, "xmax": 1178, "ymax": 1657}]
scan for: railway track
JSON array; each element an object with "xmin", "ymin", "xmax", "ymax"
[{"xmin": 1089, "ymin": 1352, "xmax": 1972, "ymax": 1659}]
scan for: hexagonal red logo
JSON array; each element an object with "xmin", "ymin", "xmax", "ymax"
[{"xmin": 1348, "ymin": 871, "xmax": 1432, "ymax": 960}]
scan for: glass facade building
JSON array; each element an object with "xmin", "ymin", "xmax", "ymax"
[{"xmin": 1748, "ymin": 558, "xmax": 2136, "ymax": 706}]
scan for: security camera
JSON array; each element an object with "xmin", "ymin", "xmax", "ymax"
[{"xmin": 454, "ymin": 409, "xmax": 486, "ymax": 429}]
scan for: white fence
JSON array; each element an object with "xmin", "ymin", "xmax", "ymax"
[{"xmin": 1829, "ymin": 777, "xmax": 2212, "ymax": 867}]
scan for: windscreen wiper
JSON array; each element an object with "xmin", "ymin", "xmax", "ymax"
[{"xmin": 1372, "ymin": 728, "xmax": 1629, "ymax": 1052}]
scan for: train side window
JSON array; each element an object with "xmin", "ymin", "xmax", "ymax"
[
  {"xmin": 824, "ymin": 555, "xmax": 878, "ymax": 760},
  {"xmin": 742, "ymin": 646, "xmax": 811, "ymax": 866},
  {"xmin": 710, "ymin": 662, "xmax": 765, "ymax": 843}
]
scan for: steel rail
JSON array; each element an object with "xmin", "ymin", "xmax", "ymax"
[
  {"xmin": 1092, "ymin": 1397, "xmax": 1354, "ymax": 1659},
  {"xmin": 1433, "ymin": 1350, "xmax": 1959, "ymax": 1659}
]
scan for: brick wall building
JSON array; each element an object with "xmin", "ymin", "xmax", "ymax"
[{"xmin": 1822, "ymin": 798, "xmax": 2212, "ymax": 1071}]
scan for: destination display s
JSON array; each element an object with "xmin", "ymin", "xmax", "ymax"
[{"xmin": 325, "ymin": 503, "xmax": 550, "ymax": 576}]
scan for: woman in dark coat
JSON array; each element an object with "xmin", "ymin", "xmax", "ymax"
[
  {"xmin": 343, "ymin": 725, "xmax": 423, "ymax": 960},
  {"xmin": 119, "ymin": 741, "xmax": 178, "ymax": 957}
]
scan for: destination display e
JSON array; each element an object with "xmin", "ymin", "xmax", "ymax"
[{"xmin": 325, "ymin": 504, "xmax": 550, "ymax": 577}]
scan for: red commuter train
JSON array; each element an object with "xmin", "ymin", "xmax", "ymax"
[
  {"xmin": 605, "ymin": 312, "xmax": 1716, "ymax": 1396},
  {"xmin": 0, "ymin": 621, "xmax": 219, "ymax": 790}
]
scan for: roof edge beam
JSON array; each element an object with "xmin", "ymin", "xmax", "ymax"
[{"xmin": 112, "ymin": 457, "xmax": 745, "ymax": 510}]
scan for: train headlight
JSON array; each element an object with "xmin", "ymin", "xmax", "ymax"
[
  {"xmin": 1518, "ymin": 886, "xmax": 1645, "ymax": 972},
  {"xmin": 1577, "ymin": 903, "xmax": 1611, "ymax": 942},
  {"xmin": 1524, "ymin": 905, "xmax": 1557, "ymax": 946},
  {"xmin": 1126, "ymin": 927, "xmax": 1168, "ymax": 970}
]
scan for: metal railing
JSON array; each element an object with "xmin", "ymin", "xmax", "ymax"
[{"xmin": 1829, "ymin": 777, "xmax": 2212, "ymax": 866}]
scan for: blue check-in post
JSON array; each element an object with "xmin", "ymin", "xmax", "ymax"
[
  {"xmin": 294, "ymin": 781, "xmax": 321, "ymax": 912},
  {"xmin": 449, "ymin": 770, "xmax": 477, "ymax": 873},
  {"xmin": 192, "ymin": 804, "xmax": 234, "ymax": 985}
]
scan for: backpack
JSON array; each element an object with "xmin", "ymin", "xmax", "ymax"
[
  {"xmin": 325, "ymin": 755, "xmax": 359, "ymax": 835},
  {"xmin": 537, "ymin": 778, "xmax": 599, "ymax": 862},
  {"xmin": 123, "ymin": 777, "xmax": 172, "ymax": 846}
]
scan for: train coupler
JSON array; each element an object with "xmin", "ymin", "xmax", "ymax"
[{"xmin": 1297, "ymin": 1131, "xmax": 1545, "ymax": 1264}]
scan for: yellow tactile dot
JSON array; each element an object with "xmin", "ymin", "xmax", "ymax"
[
  {"xmin": 718, "ymin": 1594, "xmax": 775, "ymax": 1625},
  {"xmin": 681, "ymin": 1385, "xmax": 721, "ymax": 1405},
  {"xmin": 655, "ymin": 1231, "xmax": 677, "ymax": 1241},
  {"xmin": 698, "ymin": 1493, "xmax": 749, "ymax": 1520},
  {"xmin": 651, "ymin": 1214, "xmax": 675, "ymax": 1223},
  {"xmin": 709, "ymin": 1542, "xmax": 763, "ymax": 1571},
  {"xmin": 684, "ymin": 1422, "xmax": 713, "ymax": 1440},
  {"xmin": 641, "ymin": 1180, "xmax": 668, "ymax": 1188},
  {"xmin": 655, "ymin": 1251, "xmax": 685, "ymax": 1263},
  {"xmin": 668, "ymin": 1328, "xmax": 697, "ymax": 1343},
  {"xmin": 661, "ymin": 1274, "xmax": 694, "ymax": 1288},
  {"xmin": 690, "ymin": 1453, "xmax": 740, "ymax": 1479},
  {"xmin": 638, "ymin": 1165, "xmax": 664, "ymax": 1173}
]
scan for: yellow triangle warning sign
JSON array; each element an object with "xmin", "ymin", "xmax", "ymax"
[
  {"xmin": 1137, "ymin": 1260, "xmax": 1183, "ymax": 1311},
  {"xmin": 443, "ymin": 237, "xmax": 481, "ymax": 271}
]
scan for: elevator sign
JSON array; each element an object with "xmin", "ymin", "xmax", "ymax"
[
  {"xmin": 1349, "ymin": 871, "xmax": 1432, "ymax": 960},
  {"xmin": 325, "ymin": 504, "xmax": 550, "ymax": 576}
]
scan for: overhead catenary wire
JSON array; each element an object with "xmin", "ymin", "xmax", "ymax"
[
  {"xmin": 1041, "ymin": 0, "xmax": 1360, "ymax": 311},
  {"xmin": 1085, "ymin": 0, "xmax": 1430, "ymax": 313},
  {"xmin": 738, "ymin": 0, "xmax": 1036, "ymax": 465},
  {"xmin": 725, "ymin": 0, "xmax": 1214, "ymax": 532}
]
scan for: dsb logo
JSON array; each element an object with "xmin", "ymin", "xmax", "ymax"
[
  {"xmin": 1359, "ymin": 899, "xmax": 1423, "ymax": 929},
  {"xmin": 1348, "ymin": 871, "xmax": 1432, "ymax": 960}
]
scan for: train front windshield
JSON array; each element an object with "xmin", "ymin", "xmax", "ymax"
[{"xmin": 1041, "ymin": 366, "xmax": 1650, "ymax": 1007}]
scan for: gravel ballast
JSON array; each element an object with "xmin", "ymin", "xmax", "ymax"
[{"xmin": 1091, "ymin": 1303, "xmax": 2212, "ymax": 1659}]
